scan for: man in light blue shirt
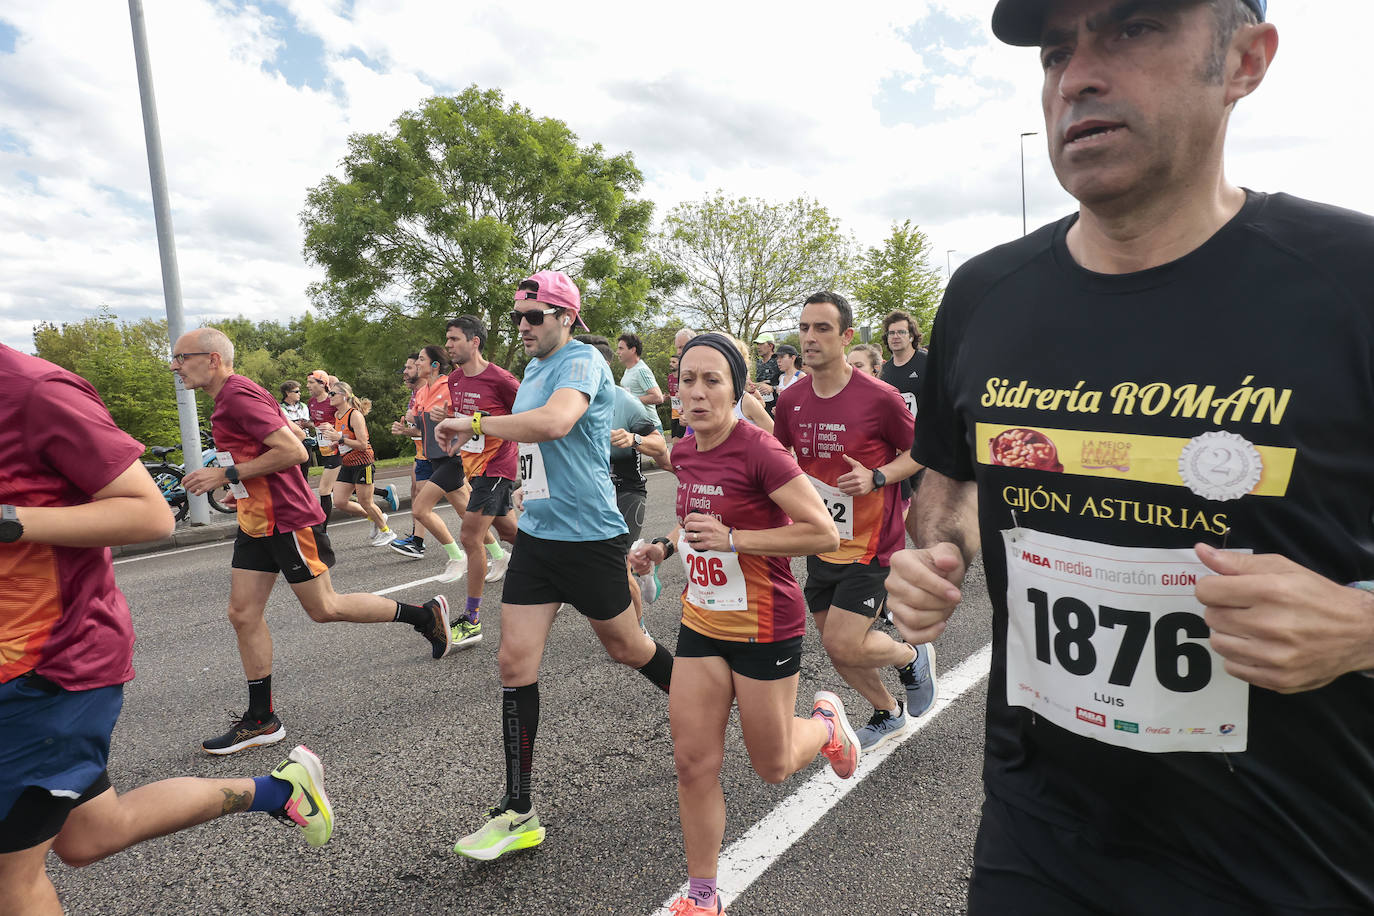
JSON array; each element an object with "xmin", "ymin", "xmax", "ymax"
[{"xmin": 435, "ymin": 270, "xmax": 674, "ymax": 862}]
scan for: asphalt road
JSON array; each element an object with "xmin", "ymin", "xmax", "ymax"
[{"xmin": 51, "ymin": 470, "xmax": 994, "ymax": 916}]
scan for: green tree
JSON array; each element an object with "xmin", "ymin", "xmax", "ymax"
[
  {"xmin": 652, "ymin": 192, "xmax": 856, "ymax": 344},
  {"xmin": 851, "ymin": 220, "xmax": 945, "ymax": 350},
  {"xmin": 33, "ymin": 310, "xmax": 183, "ymax": 453},
  {"xmin": 300, "ymin": 85, "xmax": 657, "ymax": 369}
]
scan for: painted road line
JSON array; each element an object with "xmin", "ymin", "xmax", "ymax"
[
  {"xmin": 374, "ymin": 573, "xmax": 442, "ymax": 596},
  {"xmin": 653, "ymin": 642, "xmax": 993, "ymax": 915}
]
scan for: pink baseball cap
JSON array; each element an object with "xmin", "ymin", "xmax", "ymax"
[{"xmin": 515, "ymin": 270, "xmax": 588, "ymax": 330}]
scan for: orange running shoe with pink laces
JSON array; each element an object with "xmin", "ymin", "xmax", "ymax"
[
  {"xmin": 668, "ymin": 896, "xmax": 724, "ymax": 915},
  {"xmin": 812, "ymin": 690, "xmax": 860, "ymax": 779}
]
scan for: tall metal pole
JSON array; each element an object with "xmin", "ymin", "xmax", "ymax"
[
  {"xmin": 946, "ymin": 249, "xmax": 957, "ymax": 278},
  {"xmin": 1020, "ymin": 131, "xmax": 1038, "ymax": 237},
  {"xmin": 129, "ymin": 0, "xmax": 209, "ymax": 524}
]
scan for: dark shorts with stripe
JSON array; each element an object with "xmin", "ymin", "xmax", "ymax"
[
  {"xmin": 803, "ymin": 556, "xmax": 888, "ymax": 617},
  {"xmin": 232, "ymin": 525, "xmax": 335, "ymax": 584},
  {"xmin": 0, "ymin": 676, "xmax": 122, "ymax": 853},
  {"xmin": 318, "ymin": 452, "xmax": 341, "ymax": 470},
  {"xmin": 338, "ymin": 462, "xmax": 374, "ymax": 486},
  {"xmin": 467, "ymin": 476, "xmax": 516, "ymax": 517},
  {"xmin": 675, "ymin": 624, "xmax": 802, "ymax": 680}
]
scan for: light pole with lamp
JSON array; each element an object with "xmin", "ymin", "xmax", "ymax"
[
  {"xmin": 1020, "ymin": 131, "xmax": 1038, "ymax": 236},
  {"xmin": 946, "ymin": 249, "xmax": 957, "ymax": 278}
]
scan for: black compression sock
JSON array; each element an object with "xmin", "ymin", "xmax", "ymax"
[
  {"xmin": 319, "ymin": 494, "xmax": 332, "ymax": 531},
  {"xmin": 394, "ymin": 602, "xmax": 431, "ymax": 629},
  {"xmin": 502, "ymin": 683, "xmax": 539, "ymax": 813},
  {"xmin": 247, "ymin": 675, "xmax": 272, "ymax": 720},
  {"xmin": 637, "ymin": 642, "xmax": 674, "ymax": 693}
]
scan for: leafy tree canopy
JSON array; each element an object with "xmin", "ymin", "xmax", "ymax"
[
  {"xmin": 652, "ymin": 191, "xmax": 855, "ymax": 345},
  {"xmin": 301, "ymin": 85, "xmax": 660, "ymax": 368},
  {"xmin": 851, "ymin": 220, "xmax": 945, "ymax": 351}
]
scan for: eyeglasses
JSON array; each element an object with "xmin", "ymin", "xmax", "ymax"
[
  {"xmin": 885, "ymin": 330, "xmax": 910, "ymax": 337},
  {"xmin": 510, "ymin": 307, "xmax": 558, "ymax": 328},
  {"xmin": 328, "ymin": 390, "xmax": 342, "ymax": 396},
  {"xmin": 170, "ymin": 351, "xmax": 211, "ymax": 365}
]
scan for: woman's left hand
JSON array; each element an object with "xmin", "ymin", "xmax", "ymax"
[{"xmin": 682, "ymin": 512, "xmax": 729, "ymax": 552}]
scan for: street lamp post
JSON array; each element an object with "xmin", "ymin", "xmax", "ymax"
[
  {"xmin": 1020, "ymin": 131, "xmax": 1038, "ymax": 237},
  {"xmin": 946, "ymin": 249, "xmax": 957, "ymax": 278}
]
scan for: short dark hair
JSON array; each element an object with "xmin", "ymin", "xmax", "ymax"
[
  {"xmin": 280, "ymin": 380, "xmax": 300, "ymax": 399},
  {"xmin": 446, "ymin": 315, "xmax": 488, "ymax": 350},
  {"xmin": 803, "ymin": 291, "xmax": 853, "ymax": 332},
  {"xmin": 617, "ymin": 332, "xmax": 642, "ymax": 356},
  {"xmin": 1205, "ymin": 0, "xmax": 1261, "ymax": 83},
  {"xmin": 407, "ymin": 352, "xmax": 420, "ymax": 362},
  {"xmin": 882, "ymin": 309, "xmax": 922, "ymax": 347},
  {"xmin": 574, "ymin": 333, "xmax": 615, "ymax": 365},
  {"xmin": 420, "ymin": 344, "xmax": 451, "ymax": 375}
]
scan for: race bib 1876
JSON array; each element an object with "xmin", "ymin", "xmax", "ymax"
[{"xmin": 1002, "ymin": 527, "xmax": 1249, "ymax": 753}]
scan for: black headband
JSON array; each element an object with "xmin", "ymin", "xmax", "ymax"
[{"xmin": 680, "ymin": 332, "xmax": 747, "ymax": 404}]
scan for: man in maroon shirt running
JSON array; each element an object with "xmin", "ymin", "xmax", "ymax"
[{"xmin": 175, "ymin": 328, "xmax": 452, "ymax": 755}]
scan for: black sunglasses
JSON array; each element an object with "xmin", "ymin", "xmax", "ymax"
[{"xmin": 510, "ymin": 307, "xmax": 558, "ymax": 328}]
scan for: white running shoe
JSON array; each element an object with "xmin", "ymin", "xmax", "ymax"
[
  {"xmin": 370, "ymin": 526, "xmax": 394, "ymax": 547},
  {"xmin": 438, "ymin": 554, "xmax": 467, "ymax": 583},
  {"xmin": 484, "ymin": 553, "xmax": 509, "ymax": 582}
]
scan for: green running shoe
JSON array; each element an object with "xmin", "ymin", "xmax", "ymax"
[
  {"xmin": 454, "ymin": 807, "xmax": 545, "ymax": 860},
  {"xmin": 270, "ymin": 745, "xmax": 334, "ymax": 847},
  {"xmin": 451, "ymin": 617, "xmax": 483, "ymax": 649}
]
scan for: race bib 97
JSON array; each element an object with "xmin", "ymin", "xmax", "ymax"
[
  {"xmin": 518, "ymin": 442, "xmax": 548, "ymax": 500},
  {"xmin": 1002, "ymin": 528, "xmax": 1249, "ymax": 753}
]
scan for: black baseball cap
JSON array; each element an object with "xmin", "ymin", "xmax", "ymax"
[{"xmin": 991, "ymin": 0, "xmax": 1266, "ymax": 47}]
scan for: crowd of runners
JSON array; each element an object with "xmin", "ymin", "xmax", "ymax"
[{"xmin": 6, "ymin": 1, "xmax": 1374, "ymax": 914}]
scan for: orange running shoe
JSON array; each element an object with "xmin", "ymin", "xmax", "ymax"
[
  {"xmin": 812, "ymin": 690, "xmax": 860, "ymax": 779},
  {"xmin": 668, "ymin": 896, "xmax": 724, "ymax": 915}
]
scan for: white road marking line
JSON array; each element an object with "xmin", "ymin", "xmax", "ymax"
[
  {"xmin": 373, "ymin": 573, "xmax": 442, "ymax": 596},
  {"xmin": 652, "ymin": 642, "xmax": 993, "ymax": 915}
]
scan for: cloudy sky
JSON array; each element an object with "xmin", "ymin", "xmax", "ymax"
[{"xmin": 1, "ymin": 1, "xmax": 1370, "ymax": 350}]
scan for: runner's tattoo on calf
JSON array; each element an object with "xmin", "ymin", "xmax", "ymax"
[{"xmin": 220, "ymin": 787, "xmax": 252, "ymax": 814}]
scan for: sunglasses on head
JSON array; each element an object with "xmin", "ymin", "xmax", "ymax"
[{"xmin": 510, "ymin": 307, "xmax": 558, "ymax": 328}]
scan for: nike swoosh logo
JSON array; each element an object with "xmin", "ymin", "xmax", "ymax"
[
  {"xmin": 775, "ymin": 657, "xmax": 793, "ymax": 666},
  {"xmin": 300, "ymin": 790, "xmax": 320, "ymax": 818}
]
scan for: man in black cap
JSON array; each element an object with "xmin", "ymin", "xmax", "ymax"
[{"xmin": 888, "ymin": 2, "xmax": 1374, "ymax": 913}]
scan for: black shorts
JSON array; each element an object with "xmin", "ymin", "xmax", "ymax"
[
  {"xmin": 969, "ymin": 794, "xmax": 1260, "ymax": 916},
  {"xmin": 803, "ymin": 556, "xmax": 888, "ymax": 617},
  {"xmin": 670, "ymin": 419, "xmax": 685, "ymax": 438},
  {"xmin": 338, "ymin": 462, "xmax": 374, "ymax": 486},
  {"xmin": 427, "ymin": 456, "xmax": 466, "ymax": 494},
  {"xmin": 0, "ymin": 771, "xmax": 111, "ymax": 853},
  {"xmin": 615, "ymin": 487, "xmax": 647, "ymax": 542},
  {"xmin": 675, "ymin": 624, "xmax": 802, "ymax": 680},
  {"xmin": 318, "ymin": 452, "xmax": 341, "ymax": 470},
  {"xmin": 468, "ymin": 476, "xmax": 516, "ymax": 517},
  {"xmin": 502, "ymin": 530, "xmax": 631, "ymax": 619},
  {"xmin": 232, "ymin": 525, "xmax": 335, "ymax": 584}
]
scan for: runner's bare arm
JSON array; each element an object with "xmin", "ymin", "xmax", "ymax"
[
  {"xmin": 639, "ymin": 385, "xmax": 664, "ymax": 406},
  {"xmin": 836, "ymin": 450, "xmax": 924, "ymax": 496},
  {"xmin": 1194, "ymin": 544, "xmax": 1374, "ymax": 693},
  {"xmin": 886, "ymin": 470, "xmax": 980, "ymax": 645},
  {"xmin": 741, "ymin": 393, "xmax": 774, "ymax": 435},
  {"xmin": 436, "ymin": 387, "xmax": 590, "ymax": 451},
  {"xmin": 682, "ymin": 476, "xmax": 838, "ymax": 557},
  {"xmin": 185, "ymin": 426, "xmax": 307, "ymax": 494},
  {"xmin": 11, "ymin": 459, "xmax": 174, "ymax": 547}
]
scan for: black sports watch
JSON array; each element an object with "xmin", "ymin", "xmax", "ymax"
[
  {"xmin": 0, "ymin": 505, "xmax": 23, "ymax": 543},
  {"xmin": 632, "ymin": 434, "xmax": 644, "ymax": 450},
  {"xmin": 871, "ymin": 468, "xmax": 887, "ymax": 489},
  {"xmin": 224, "ymin": 465, "xmax": 241, "ymax": 485}
]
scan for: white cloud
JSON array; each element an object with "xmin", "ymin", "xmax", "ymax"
[{"xmin": 1, "ymin": 0, "xmax": 1371, "ymax": 350}]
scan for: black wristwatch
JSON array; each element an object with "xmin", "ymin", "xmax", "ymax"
[
  {"xmin": 632, "ymin": 434, "xmax": 644, "ymax": 450},
  {"xmin": 224, "ymin": 465, "xmax": 240, "ymax": 485},
  {"xmin": 871, "ymin": 468, "xmax": 887, "ymax": 489},
  {"xmin": 651, "ymin": 536, "xmax": 675, "ymax": 560},
  {"xmin": 0, "ymin": 504, "xmax": 23, "ymax": 543}
]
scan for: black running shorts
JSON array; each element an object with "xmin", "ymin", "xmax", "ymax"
[
  {"xmin": 467, "ymin": 476, "xmax": 516, "ymax": 517},
  {"xmin": 502, "ymin": 530, "xmax": 631, "ymax": 619},
  {"xmin": 675, "ymin": 624, "xmax": 802, "ymax": 680},
  {"xmin": 231, "ymin": 525, "xmax": 335, "ymax": 584},
  {"xmin": 615, "ymin": 487, "xmax": 647, "ymax": 543},
  {"xmin": 318, "ymin": 453, "xmax": 341, "ymax": 470},
  {"xmin": 803, "ymin": 556, "xmax": 889, "ymax": 617},
  {"xmin": 426, "ymin": 456, "xmax": 466, "ymax": 494},
  {"xmin": 338, "ymin": 463, "xmax": 373, "ymax": 486}
]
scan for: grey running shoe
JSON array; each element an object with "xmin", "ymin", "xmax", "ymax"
[
  {"xmin": 856, "ymin": 702, "xmax": 908, "ymax": 751},
  {"xmin": 203, "ymin": 711, "xmax": 286, "ymax": 756},
  {"xmin": 424, "ymin": 595, "xmax": 452, "ymax": 658},
  {"xmin": 898, "ymin": 643, "xmax": 938, "ymax": 718}
]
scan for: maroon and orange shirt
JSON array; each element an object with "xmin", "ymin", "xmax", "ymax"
[
  {"xmin": 447, "ymin": 362, "xmax": 520, "ymax": 480},
  {"xmin": 672, "ymin": 420, "xmax": 806, "ymax": 643},
  {"xmin": 774, "ymin": 369, "xmax": 914, "ymax": 566},
  {"xmin": 308, "ymin": 394, "xmax": 338, "ymax": 456},
  {"xmin": 212, "ymin": 375, "xmax": 326, "ymax": 538},
  {"xmin": 0, "ymin": 347, "xmax": 146, "ymax": 689}
]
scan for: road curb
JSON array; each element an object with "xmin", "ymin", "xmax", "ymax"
[{"xmin": 111, "ymin": 493, "xmax": 415, "ymax": 559}]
